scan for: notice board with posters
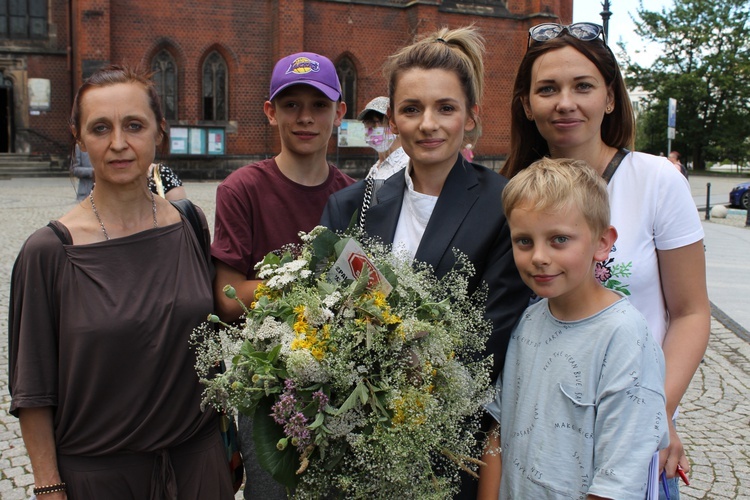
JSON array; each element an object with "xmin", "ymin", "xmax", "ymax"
[{"xmin": 170, "ymin": 126, "xmax": 225, "ymax": 155}]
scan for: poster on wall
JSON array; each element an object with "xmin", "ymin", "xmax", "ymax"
[
  {"xmin": 171, "ymin": 127, "xmax": 189, "ymax": 154},
  {"xmin": 337, "ymin": 120, "xmax": 367, "ymax": 147},
  {"xmin": 208, "ymin": 128, "xmax": 225, "ymax": 154},
  {"xmin": 28, "ymin": 78, "xmax": 51, "ymax": 111},
  {"xmin": 189, "ymin": 128, "xmax": 205, "ymax": 154}
]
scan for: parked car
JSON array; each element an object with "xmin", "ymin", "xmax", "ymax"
[{"xmin": 729, "ymin": 181, "xmax": 750, "ymax": 210}]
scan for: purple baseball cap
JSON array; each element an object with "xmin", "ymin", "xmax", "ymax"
[{"xmin": 269, "ymin": 52, "xmax": 342, "ymax": 101}]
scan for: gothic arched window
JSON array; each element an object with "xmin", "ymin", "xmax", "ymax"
[
  {"xmin": 151, "ymin": 50, "xmax": 178, "ymax": 120},
  {"xmin": 202, "ymin": 51, "xmax": 228, "ymax": 121},
  {"xmin": 336, "ymin": 57, "xmax": 356, "ymax": 119}
]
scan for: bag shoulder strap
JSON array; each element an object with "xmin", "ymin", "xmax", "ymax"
[
  {"xmin": 357, "ymin": 177, "xmax": 386, "ymax": 232},
  {"xmin": 171, "ymin": 199, "xmax": 210, "ymax": 261},
  {"xmin": 47, "ymin": 221, "xmax": 72, "ymax": 245},
  {"xmin": 601, "ymin": 148, "xmax": 630, "ymax": 184}
]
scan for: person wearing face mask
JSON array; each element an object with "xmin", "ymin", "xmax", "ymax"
[{"xmin": 358, "ymin": 96, "xmax": 409, "ymax": 179}]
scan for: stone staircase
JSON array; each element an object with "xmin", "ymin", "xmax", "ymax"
[{"xmin": 0, "ymin": 153, "xmax": 68, "ymax": 178}]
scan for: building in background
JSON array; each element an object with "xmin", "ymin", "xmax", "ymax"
[{"xmin": 1, "ymin": 0, "xmax": 573, "ymax": 177}]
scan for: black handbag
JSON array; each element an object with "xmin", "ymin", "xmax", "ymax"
[{"xmin": 172, "ymin": 199, "xmax": 244, "ymax": 493}]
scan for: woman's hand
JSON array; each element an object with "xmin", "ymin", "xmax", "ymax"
[
  {"xmin": 659, "ymin": 420, "xmax": 689, "ymax": 479},
  {"xmin": 477, "ymin": 422, "xmax": 502, "ymax": 499},
  {"xmin": 18, "ymin": 407, "xmax": 66, "ymax": 498}
]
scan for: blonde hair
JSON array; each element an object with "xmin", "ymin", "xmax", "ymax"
[
  {"xmin": 502, "ymin": 157, "xmax": 611, "ymax": 236},
  {"xmin": 384, "ymin": 25, "xmax": 485, "ymax": 143}
]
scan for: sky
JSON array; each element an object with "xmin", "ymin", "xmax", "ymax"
[{"xmin": 573, "ymin": 0, "xmax": 674, "ymax": 66}]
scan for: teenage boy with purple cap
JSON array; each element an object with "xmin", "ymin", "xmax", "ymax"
[{"xmin": 211, "ymin": 52, "xmax": 354, "ymax": 499}]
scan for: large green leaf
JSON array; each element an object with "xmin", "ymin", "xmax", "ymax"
[
  {"xmin": 253, "ymin": 397, "xmax": 299, "ymax": 489},
  {"xmin": 334, "ymin": 381, "xmax": 366, "ymax": 416},
  {"xmin": 310, "ymin": 228, "xmax": 340, "ymax": 272}
]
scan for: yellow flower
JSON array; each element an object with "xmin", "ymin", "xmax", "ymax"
[
  {"xmin": 372, "ymin": 291, "xmax": 387, "ymax": 309},
  {"xmin": 383, "ymin": 311, "xmax": 402, "ymax": 325},
  {"xmin": 290, "ymin": 320, "xmax": 329, "ymax": 360},
  {"xmin": 390, "ymin": 390, "xmax": 430, "ymax": 426},
  {"xmin": 396, "ymin": 325, "xmax": 406, "ymax": 340},
  {"xmin": 320, "ymin": 324, "xmax": 332, "ymax": 340},
  {"xmin": 254, "ymin": 283, "xmax": 269, "ymax": 299}
]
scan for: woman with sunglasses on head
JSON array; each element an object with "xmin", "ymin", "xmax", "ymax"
[{"xmin": 501, "ymin": 22, "xmax": 710, "ymax": 500}]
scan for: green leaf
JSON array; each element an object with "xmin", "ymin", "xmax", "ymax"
[
  {"xmin": 267, "ymin": 344, "xmax": 282, "ymax": 363},
  {"xmin": 317, "ymin": 281, "xmax": 338, "ymax": 297},
  {"xmin": 279, "ymin": 251, "xmax": 294, "ymax": 265},
  {"xmin": 334, "ymin": 381, "xmax": 365, "ymax": 416},
  {"xmin": 258, "ymin": 251, "xmax": 282, "ymax": 269},
  {"xmin": 253, "ymin": 397, "xmax": 299, "ymax": 489},
  {"xmin": 380, "ymin": 263, "xmax": 398, "ymax": 289},
  {"xmin": 308, "ymin": 411, "xmax": 326, "ymax": 430},
  {"xmin": 358, "ymin": 383, "xmax": 369, "ymax": 405},
  {"xmin": 351, "ymin": 267, "xmax": 370, "ymax": 297},
  {"xmin": 333, "ymin": 236, "xmax": 352, "ymax": 258},
  {"xmin": 310, "ymin": 228, "xmax": 340, "ymax": 271}
]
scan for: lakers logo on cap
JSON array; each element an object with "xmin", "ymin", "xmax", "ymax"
[{"xmin": 286, "ymin": 57, "xmax": 321, "ymax": 75}]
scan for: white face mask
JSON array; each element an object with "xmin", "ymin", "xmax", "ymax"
[{"xmin": 365, "ymin": 126, "xmax": 396, "ymax": 153}]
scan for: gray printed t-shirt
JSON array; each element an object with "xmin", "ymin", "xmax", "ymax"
[{"xmin": 486, "ymin": 295, "xmax": 669, "ymax": 500}]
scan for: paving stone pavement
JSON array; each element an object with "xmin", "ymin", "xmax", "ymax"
[{"xmin": 1, "ymin": 178, "xmax": 748, "ymax": 498}]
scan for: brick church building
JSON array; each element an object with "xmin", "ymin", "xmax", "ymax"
[{"xmin": 1, "ymin": 0, "xmax": 572, "ymax": 177}]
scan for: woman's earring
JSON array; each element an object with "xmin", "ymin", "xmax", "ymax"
[{"xmin": 606, "ymin": 106, "xmax": 613, "ymax": 113}]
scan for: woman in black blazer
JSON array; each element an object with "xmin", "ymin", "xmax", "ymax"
[{"xmin": 321, "ymin": 25, "xmax": 529, "ymax": 385}]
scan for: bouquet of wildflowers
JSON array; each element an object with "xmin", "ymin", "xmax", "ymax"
[{"xmin": 192, "ymin": 226, "xmax": 493, "ymax": 499}]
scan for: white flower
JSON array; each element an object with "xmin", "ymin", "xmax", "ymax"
[
  {"xmin": 262, "ymin": 259, "xmax": 311, "ymax": 288},
  {"xmin": 322, "ymin": 291, "xmax": 342, "ymax": 308},
  {"xmin": 251, "ymin": 316, "xmax": 293, "ymax": 343},
  {"xmin": 286, "ymin": 349, "xmax": 330, "ymax": 385}
]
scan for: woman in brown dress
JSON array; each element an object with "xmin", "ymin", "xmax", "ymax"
[{"xmin": 8, "ymin": 66, "xmax": 233, "ymax": 499}]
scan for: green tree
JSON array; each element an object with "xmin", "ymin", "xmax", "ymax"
[{"xmin": 625, "ymin": 0, "xmax": 750, "ymax": 170}]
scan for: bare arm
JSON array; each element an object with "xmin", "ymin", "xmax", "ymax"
[
  {"xmin": 164, "ymin": 186, "xmax": 187, "ymax": 201},
  {"xmin": 213, "ymin": 260, "xmax": 262, "ymax": 322},
  {"xmin": 477, "ymin": 422, "xmax": 502, "ymax": 500},
  {"xmin": 657, "ymin": 241, "xmax": 711, "ymax": 477},
  {"xmin": 19, "ymin": 407, "xmax": 67, "ymax": 499}
]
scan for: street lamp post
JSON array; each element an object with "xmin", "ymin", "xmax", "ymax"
[{"xmin": 601, "ymin": 0, "xmax": 612, "ymax": 41}]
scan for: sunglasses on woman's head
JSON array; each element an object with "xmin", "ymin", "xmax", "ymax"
[{"xmin": 528, "ymin": 23, "xmax": 606, "ymax": 46}]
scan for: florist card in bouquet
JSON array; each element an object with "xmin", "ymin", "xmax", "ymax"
[{"xmin": 327, "ymin": 238, "xmax": 393, "ymax": 295}]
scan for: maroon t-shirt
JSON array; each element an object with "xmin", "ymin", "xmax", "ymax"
[{"xmin": 211, "ymin": 158, "xmax": 355, "ymax": 277}]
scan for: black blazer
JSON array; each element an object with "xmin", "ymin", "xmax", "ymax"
[{"xmin": 321, "ymin": 157, "xmax": 530, "ymax": 381}]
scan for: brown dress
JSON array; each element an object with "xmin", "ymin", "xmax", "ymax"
[{"xmin": 9, "ymin": 215, "xmax": 233, "ymax": 499}]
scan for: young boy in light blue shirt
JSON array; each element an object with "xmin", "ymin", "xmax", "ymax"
[{"xmin": 478, "ymin": 158, "xmax": 669, "ymax": 500}]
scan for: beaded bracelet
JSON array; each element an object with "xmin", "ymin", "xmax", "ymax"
[{"xmin": 33, "ymin": 482, "xmax": 67, "ymax": 495}]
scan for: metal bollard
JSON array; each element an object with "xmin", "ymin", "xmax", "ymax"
[{"xmin": 705, "ymin": 182, "xmax": 711, "ymax": 220}]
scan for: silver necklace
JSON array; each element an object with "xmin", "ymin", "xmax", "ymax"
[{"xmin": 89, "ymin": 187, "xmax": 157, "ymax": 241}]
